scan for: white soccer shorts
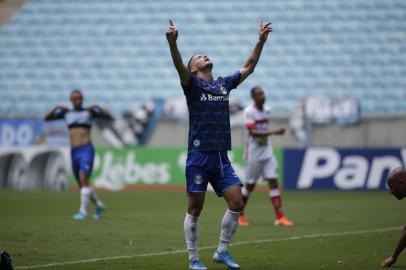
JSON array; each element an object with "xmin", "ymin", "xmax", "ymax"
[{"xmin": 244, "ymin": 156, "xmax": 278, "ymax": 184}]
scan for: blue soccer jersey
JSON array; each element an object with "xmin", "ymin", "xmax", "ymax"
[{"xmin": 182, "ymin": 71, "xmax": 241, "ymax": 151}]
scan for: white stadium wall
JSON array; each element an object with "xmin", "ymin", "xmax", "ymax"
[{"xmin": 146, "ymin": 116, "xmax": 406, "ymax": 148}]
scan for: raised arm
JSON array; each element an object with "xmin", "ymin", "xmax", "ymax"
[
  {"xmin": 44, "ymin": 105, "xmax": 68, "ymax": 120},
  {"xmin": 239, "ymin": 21, "xmax": 273, "ymax": 85},
  {"xmin": 166, "ymin": 19, "xmax": 191, "ymax": 86}
]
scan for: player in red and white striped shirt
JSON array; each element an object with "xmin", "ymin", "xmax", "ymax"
[{"xmin": 239, "ymin": 86, "xmax": 294, "ymax": 226}]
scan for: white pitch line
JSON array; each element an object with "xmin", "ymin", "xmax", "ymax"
[{"xmin": 15, "ymin": 226, "xmax": 400, "ymax": 270}]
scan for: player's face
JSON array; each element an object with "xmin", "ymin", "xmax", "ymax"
[
  {"xmin": 190, "ymin": 54, "xmax": 213, "ymax": 74},
  {"xmin": 70, "ymin": 92, "xmax": 83, "ymax": 110},
  {"xmin": 252, "ymin": 89, "xmax": 266, "ymax": 106},
  {"xmin": 388, "ymin": 178, "xmax": 406, "ymax": 200}
]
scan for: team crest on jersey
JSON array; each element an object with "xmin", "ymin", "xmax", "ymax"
[
  {"xmin": 193, "ymin": 174, "xmax": 204, "ymax": 185},
  {"xmin": 219, "ymin": 85, "xmax": 227, "ymax": 95},
  {"xmin": 193, "ymin": 139, "xmax": 200, "ymax": 147}
]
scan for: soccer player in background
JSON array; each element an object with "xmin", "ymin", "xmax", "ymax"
[
  {"xmin": 381, "ymin": 167, "xmax": 406, "ymax": 268},
  {"xmin": 45, "ymin": 90, "xmax": 113, "ymax": 220},
  {"xmin": 239, "ymin": 86, "xmax": 294, "ymax": 226},
  {"xmin": 166, "ymin": 19, "xmax": 272, "ymax": 270}
]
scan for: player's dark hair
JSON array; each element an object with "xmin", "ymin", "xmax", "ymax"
[
  {"xmin": 187, "ymin": 55, "xmax": 197, "ymax": 72},
  {"xmin": 250, "ymin": 86, "xmax": 262, "ymax": 97},
  {"xmin": 70, "ymin": 89, "xmax": 82, "ymax": 96}
]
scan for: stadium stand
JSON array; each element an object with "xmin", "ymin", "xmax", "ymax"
[
  {"xmin": 95, "ymin": 98, "xmax": 165, "ymax": 146},
  {"xmin": 0, "ymin": 0, "xmax": 405, "ymax": 116}
]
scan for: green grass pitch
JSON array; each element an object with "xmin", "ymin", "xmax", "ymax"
[{"xmin": 0, "ymin": 190, "xmax": 405, "ymax": 270}]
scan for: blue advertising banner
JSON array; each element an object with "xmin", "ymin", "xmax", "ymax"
[
  {"xmin": 0, "ymin": 119, "xmax": 45, "ymax": 146},
  {"xmin": 43, "ymin": 120, "xmax": 69, "ymax": 146},
  {"xmin": 284, "ymin": 148, "xmax": 406, "ymax": 190}
]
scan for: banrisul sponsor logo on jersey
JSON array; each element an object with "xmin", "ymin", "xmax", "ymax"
[
  {"xmin": 200, "ymin": 93, "xmax": 229, "ymax": 102},
  {"xmin": 283, "ymin": 148, "xmax": 406, "ymax": 190}
]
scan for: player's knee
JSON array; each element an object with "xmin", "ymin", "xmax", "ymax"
[
  {"xmin": 79, "ymin": 180, "xmax": 89, "ymax": 187},
  {"xmin": 188, "ymin": 201, "xmax": 204, "ymax": 217},
  {"xmin": 188, "ymin": 207, "xmax": 203, "ymax": 217},
  {"xmin": 229, "ymin": 199, "xmax": 244, "ymax": 212},
  {"xmin": 79, "ymin": 173, "xmax": 90, "ymax": 186},
  {"xmin": 268, "ymin": 179, "xmax": 278, "ymax": 189},
  {"xmin": 246, "ymin": 183, "xmax": 255, "ymax": 192}
]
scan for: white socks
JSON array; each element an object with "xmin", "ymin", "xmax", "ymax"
[
  {"xmin": 89, "ymin": 187, "xmax": 104, "ymax": 208},
  {"xmin": 79, "ymin": 187, "xmax": 105, "ymax": 215},
  {"xmin": 79, "ymin": 187, "xmax": 91, "ymax": 215},
  {"xmin": 217, "ymin": 209, "xmax": 240, "ymax": 253},
  {"xmin": 269, "ymin": 188, "xmax": 281, "ymax": 198},
  {"xmin": 184, "ymin": 213, "xmax": 200, "ymax": 261},
  {"xmin": 184, "ymin": 209, "xmax": 240, "ymax": 260}
]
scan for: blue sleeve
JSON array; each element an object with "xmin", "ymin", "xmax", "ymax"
[
  {"xmin": 53, "ymin": 108, "xmax": 66, "ymax": 119},
  {"xmin": 181, "ymin": 76, "xmax": 198, "ymax": 96},
  {"xmin": 90, "ymin": 107, "xmax": 102, "ymax": 118},
  {"xmin": 224, "ymin": 71, "xmax": 241, "ymax": 91}
]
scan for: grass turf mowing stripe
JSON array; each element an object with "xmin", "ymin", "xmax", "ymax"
[{"xmin": 15, "ymin": 226, "xmax": 400, "ymax": 269}]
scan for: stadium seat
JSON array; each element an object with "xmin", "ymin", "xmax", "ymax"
[{"xmin": 0, "ymin": 0, "xmax": 405, "ymax": 116}]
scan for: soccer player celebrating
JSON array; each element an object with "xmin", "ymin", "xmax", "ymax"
[
  {"xmin": 45, "ymin": 90, "xmax": 113, "ymax": 220},
  {"xmin": 166, "ymin": 19, "xmax": 272, "ymax": 270},
  {"xmin": 381, "ymin": 167, "xmax": 406, "ymax": 268},
  {"xmin": 239, "ymin": 86, "xmax": 294, "ymax": 227}
]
